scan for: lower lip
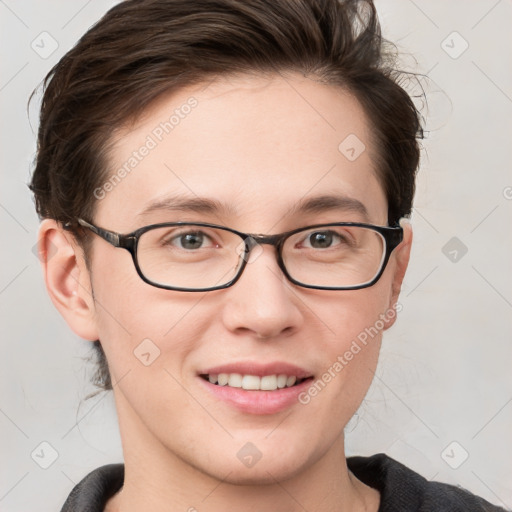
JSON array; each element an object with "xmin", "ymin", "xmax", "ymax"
[{"xmin": 198, "ymin": 376, "xmax": 314, "ymax": 415}]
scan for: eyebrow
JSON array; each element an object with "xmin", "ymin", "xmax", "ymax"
[
  {"xmin": 291, "ymin": 194, "xmax": 369, "ymax": 220},
  {"xmin": 137, "ymin": 194, "xmax": 236, "ymax": 218},
  {"xmin": 136, "ymin": 193, "xmax": 369, "ymax": 221}
]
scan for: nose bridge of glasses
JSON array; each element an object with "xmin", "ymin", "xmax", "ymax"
[
  {"xmin": 235, "ymin": 233, "xmax": 284, "ymax": 269},
  {"xmin": 245, "ymin": 233, "xmax": 282, "ymax": 247},
  {"xmin": 240, "ymin": 233, "xmax": 284, "ymax": 260}
]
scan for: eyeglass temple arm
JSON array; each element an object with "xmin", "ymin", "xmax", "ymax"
[
  {"xmin": 388, "ymin": 226, "xmax": 404, "ymax": 249},
  {"xmin": 71, "ymin": 218, "xmax": 122, "ymax": 248}
]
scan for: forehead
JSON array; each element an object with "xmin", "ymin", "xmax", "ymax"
[{"xmin": 97, "ymin": 72, "xmax": 387, "ymax": 230}]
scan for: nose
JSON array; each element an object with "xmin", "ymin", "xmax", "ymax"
[{"xmin": 220, "ymin": 244, "xmax": 304, "ymax": 339}]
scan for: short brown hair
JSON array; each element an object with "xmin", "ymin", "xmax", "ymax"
[{"xmin": 30, "ymin": 0, "xmax": 423, "ymax": 392}]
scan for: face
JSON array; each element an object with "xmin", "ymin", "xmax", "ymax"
[{"xmin": 52, "ymin": 73, "xmax": 411, "ymax": 484}]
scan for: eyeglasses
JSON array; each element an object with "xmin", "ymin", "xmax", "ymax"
[{"xmin": 70, "ymin": 218, "xmax": 403, "ymax": 292}]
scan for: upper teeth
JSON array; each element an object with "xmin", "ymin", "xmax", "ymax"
[{"xmin": 206, "ymin": 373, "xmax": 300, "ymax": 391}]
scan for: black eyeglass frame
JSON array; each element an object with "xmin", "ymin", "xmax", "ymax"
[{"xmin": 67, "ymin": 218, "xmax": 403, "ymax": 292}]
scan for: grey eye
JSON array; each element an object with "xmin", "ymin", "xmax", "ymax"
[
  {"xmin": 176, "ymin": 232, "xmax": 205, "ymax": 250},
  {"xmin": 306, "ymin": 231, "xmax": 342, "ymax": 249}
]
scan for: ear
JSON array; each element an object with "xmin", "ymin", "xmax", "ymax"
[
  {"xmin": 384, "ymin": 218, "xmax": 412, "ymax": 330},
  {"xmin": 37, "ymin": 219, "xmax": 99, "ymax": 341}
]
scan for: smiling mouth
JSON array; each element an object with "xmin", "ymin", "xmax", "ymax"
[{"xmin": 199, "ymin": 373, "xmax": 313, "ymax": 391}]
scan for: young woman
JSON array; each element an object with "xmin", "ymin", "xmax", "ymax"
[{"xmin": 30, "ymin": 0, "xmax": 507, "ymax": 510}]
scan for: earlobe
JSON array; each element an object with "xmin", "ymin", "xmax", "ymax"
[
  {"xmin": 38, "ymin": 219, "xmax": 99, "ymax": 341},
  {"xmin": 385, "ymin": 218, "xmax": 413, "ymax": 329}
]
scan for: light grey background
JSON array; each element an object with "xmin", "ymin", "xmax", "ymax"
[{"xmin": 1, "ymin": 1, "xmax": 511, "ymax": 510}]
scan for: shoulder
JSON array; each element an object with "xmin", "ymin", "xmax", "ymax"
[
  {"xmin": 347, "ymin": 453, "xmax": 506, "ymax": 512},
  {"xmin": 60, "ymin": 463, "xmax": 124, "ymax": 512}
]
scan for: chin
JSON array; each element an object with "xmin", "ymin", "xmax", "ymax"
[
  {"xmin": 215, "ymin": 461, "xmax": 305, "ymax": 486},
  {"xmin": 191, "ymin": 441, "xmax": 316, "ymax": 486}
]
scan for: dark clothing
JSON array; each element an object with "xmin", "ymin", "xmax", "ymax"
[
  {"xmin": 348, "ymin": 454, "xmax": 507, "ymax": 511},
  {"xmin": 60, "ymin": 453, "xmax": 507, "ymax": 511}
]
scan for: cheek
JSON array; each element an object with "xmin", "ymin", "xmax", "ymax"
[
  {"xmin": 320, "ymin": 280, "xmax": 392, "ymax": 353},
  {"xmin": 89, "ymin": 251, "xmax": 210, "ymax": 381},
  {"xmin": 300, "ymin": 285, "xmax": 393, "ymax": 418},
  {"xmin": 90, "ymin": 271, "xmax": 214, "ymax": 436}
]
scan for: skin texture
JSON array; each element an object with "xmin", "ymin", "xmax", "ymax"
[{"xmin": 39, "ymin": 72, "xmax": 412, "ymax": 512}]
